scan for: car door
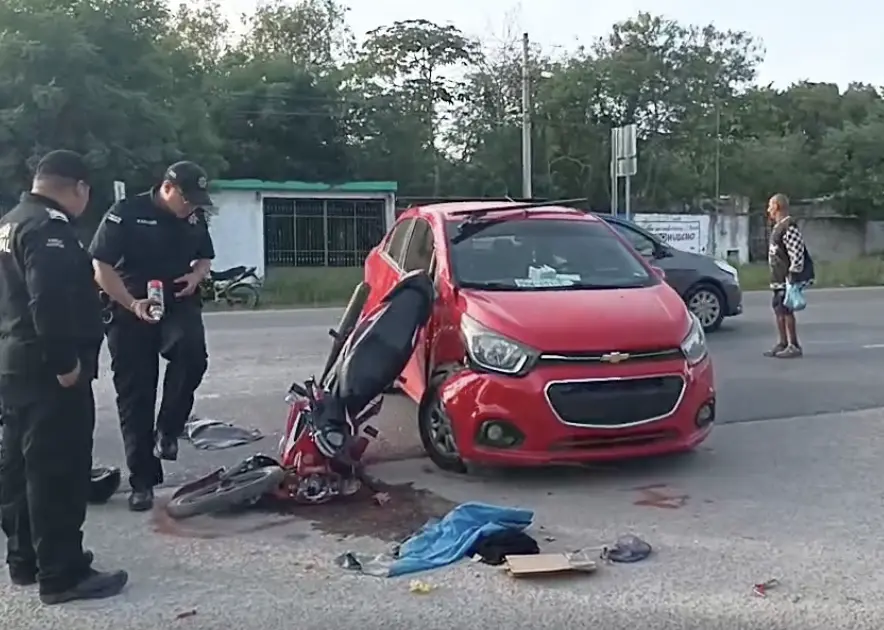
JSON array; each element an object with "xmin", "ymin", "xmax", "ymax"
[
  {"xmin": 363, "ymin": 217, "xmax": 414, "ymax": 315},
  {"xmin": 397, "ymin": 217, "xmax": 436, "ymax": 401},
  {"xmin": 607, "ymin": 219, "xmax": 694, "ymax": 295}
]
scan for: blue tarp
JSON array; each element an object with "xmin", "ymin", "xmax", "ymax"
[{"xmin": 387, "ymin": 502, "xmax": 534, "ymax": 577}]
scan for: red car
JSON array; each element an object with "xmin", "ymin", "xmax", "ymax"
[{"xmin": 362, "ymin": 201, "xmax": 715, "ymax": 472}]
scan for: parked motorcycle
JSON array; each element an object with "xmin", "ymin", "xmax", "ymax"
[
  {"xmin": 200, "ymin": 265, "xmax": 261, "ymax": 309},
  {"xmin": 165, "ymin": 269, "xmax": 435, "ymax": 519}
]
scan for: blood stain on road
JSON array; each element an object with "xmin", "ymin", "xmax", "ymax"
[
  {"xmin": 263, "ymin": 480, "xmax": 457, "ymax": 542},
  {"xmin": 632, "ymin": 483, "xmax": 690, "ymax": 509}
]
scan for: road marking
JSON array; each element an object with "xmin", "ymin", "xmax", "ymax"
[{"xmin": 863, "ymin": 344, "xmax": 884, "ymax": 349}]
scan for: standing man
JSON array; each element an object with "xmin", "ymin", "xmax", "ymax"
[
  {"xmin": 89, "ymin": 161, "xmax": 215, "ymax": 512},
  {"xmin": 764, "ymin": 193, "xmax": 814, "ymax": 359},
  {"xmin": 0, "ymin": 150, "xmax": 128, "ymax": 603}
]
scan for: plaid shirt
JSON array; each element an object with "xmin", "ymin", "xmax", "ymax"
[{"xmin": 768, "ymin": 217, "xmax": 805, "ymax": 289}]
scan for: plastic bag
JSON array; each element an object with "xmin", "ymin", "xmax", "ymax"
[{"xmin": 784, "ymin": 282, "xmax": 807, "ymax": 312}]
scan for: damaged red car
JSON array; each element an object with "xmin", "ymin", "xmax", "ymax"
[{"xmin": 361, "ymin": 201, "xmax": 716, "ymax": 472}]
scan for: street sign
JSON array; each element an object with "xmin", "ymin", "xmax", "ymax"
[
  {"xmin": 612, "ymin": 124, "xmax": 637, "ymax": 177},
  {"xmin": 610, "ymin": 124, "xmax": 638, "ymax": 218},
  {"xmin": 113, "ymin": 180, "xmax": 126, "ymax": 202}
]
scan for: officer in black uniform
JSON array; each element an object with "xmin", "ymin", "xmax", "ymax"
[
  {"xmin": 0, "ymin": 150, "xmax": 128, "ymax": 604},
  {"xmin": 90, "ymin": 161, "xmax": 215, "ymax": 512}
]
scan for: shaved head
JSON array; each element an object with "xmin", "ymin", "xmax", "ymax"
[{"xmin": 767, "ymin": 193, "xmax": 790, "ymax": 220}]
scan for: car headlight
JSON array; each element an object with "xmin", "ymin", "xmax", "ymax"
[
  {"xmin": 681, "ymin": 314, "xmax": 708, "ymax": 366},
  {"xmin": 461, "ymin": 315, "xmax": 539, "ymax": 375},
  {"xmin": 714, "ymin": 259, "xmax": 739, "ymax": 285}
]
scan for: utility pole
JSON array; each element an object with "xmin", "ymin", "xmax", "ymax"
[
  {"xmin": 714, "ymin": 104, "xmax": 721, "ymax": 203},
  {"xmin": 521, "ymin": 32, "xmax": 533, "ymax": 200}
]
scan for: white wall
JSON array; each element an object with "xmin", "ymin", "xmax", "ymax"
[
  {"xmin": 633, "ymin": 212, "xmax": 750, "ymax": 264},
  {"xmin": 208, "ymin": 190, "xmax": 265, "ymax": 278}
]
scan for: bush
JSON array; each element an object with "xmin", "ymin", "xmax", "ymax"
[
  {"xmin": 738, "ymin": 257, "xmax": 884, "ymax": 291},
  {"xmin": 262, "ymin": 267, "xmax": 364, "ymax": 306}
]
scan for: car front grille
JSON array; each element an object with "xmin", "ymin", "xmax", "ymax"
[
  {"xmin": 545, "ymin": 376, "xmax": 685, "ymax": 428},
  {"xmin": 538, "ymin": 348, "xmax": 683, "ymax": 366}
]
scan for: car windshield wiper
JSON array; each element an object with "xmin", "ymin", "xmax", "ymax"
[{"xmin": 458, "ymin": 280, "xmax": 524, "ymax": 290}]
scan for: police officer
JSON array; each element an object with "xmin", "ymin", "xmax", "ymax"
[
  {"xmin": 90, "ymin": 161, "xmax": 215, "ymax": 512},
  {"xmin": 0, "ymin": 150, "xmax": 128, "ymax": 603}
]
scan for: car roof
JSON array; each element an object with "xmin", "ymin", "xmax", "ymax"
[{"xmin": 407, "ymin": 200, "xmax": 600, "ymax": 223}]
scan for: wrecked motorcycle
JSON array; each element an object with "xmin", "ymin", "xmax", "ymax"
[{"xmin": 166, "ymin": 270, "xmax": 435, "ymax": 519}]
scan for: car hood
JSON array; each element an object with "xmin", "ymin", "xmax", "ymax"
[{"xmin": 461, "ymin": 284, "xmax": 691, "ymax": 352}]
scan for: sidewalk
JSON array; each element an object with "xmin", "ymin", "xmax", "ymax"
[{"xmin": 3, "ymin": 408, "xmax": 882, "ymax": 630}]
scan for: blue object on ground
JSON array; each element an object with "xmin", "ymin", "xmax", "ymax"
[{"xmin": 387, "ymin": 502, "xmax": 534, "ymax": 577}]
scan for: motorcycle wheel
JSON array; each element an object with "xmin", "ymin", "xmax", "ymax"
[
  {"xmin": 224, "ymin": 284, "xmax": 260, "ymax": 310},
  {"xmin": 165, "ymin": 465, "xmax": 285, "ymax": 520}
]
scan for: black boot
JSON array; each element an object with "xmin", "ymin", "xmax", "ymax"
[
  {"xmin": 128, "ymin": 488, "xmax": 154, "ymax": 512},
  {"xmin": 39, "ymin": 568, "xmax": 128, "ymax": 605},
  {"xmin": 9, "ymin": 550, "xmax": 95, "ymax": 587},
  {"xmin": 154, "ymin": 435, "xmax": 179, "ymax": 461}
]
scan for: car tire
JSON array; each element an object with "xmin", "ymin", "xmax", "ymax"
[
  {"xmin": 418, "ymin": 376, "xmax": 467, "ymax": 474},
  {"xmin": 685, "ymin": 283, "xmax": 725, "ymax": 333}
]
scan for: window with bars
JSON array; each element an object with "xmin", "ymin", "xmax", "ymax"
[{"xmin": 262, "ymin": 197, "xmax": 387, "ymax": 267}]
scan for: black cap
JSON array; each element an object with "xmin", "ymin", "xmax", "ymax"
[
  {"xmin": 34, "ymin": 150, "xmax": 91, "ymax": 184},
  {"xmin": 163, "ymin": 161, "xmax": 213, "ymax": 207}
]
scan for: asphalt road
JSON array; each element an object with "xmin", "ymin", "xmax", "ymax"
[
  {"xmin": 88, "ymin": 286, "xmax": 884, "ymax": 487},
  {"xmin": 5, "ymin": 287, "xmax": 884, "ymax": 629}
]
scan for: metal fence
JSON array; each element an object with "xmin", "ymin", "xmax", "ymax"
[{"xmin": 263, "ymin": 197, "xmax": 387, "ymax": 267}]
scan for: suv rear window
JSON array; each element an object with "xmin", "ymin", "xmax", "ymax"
[{"xmin": 445, "ymin": 218, "xmax": 656, "ymax": 290}]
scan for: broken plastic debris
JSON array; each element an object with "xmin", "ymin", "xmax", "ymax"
[
  {"xmin": 372, "ymin": 492, "xmax": 391, "ymax": 506},
  {"xmin": 409, "ymin": 580, "xmax": 434, "ymax": 593},
  {"xmin": 184, "ymin": 416, "xmax": 263, "ymax": 450},
  {"xmin": 753, "ymin": 578, "xmax": 780, "ymax": 597}
]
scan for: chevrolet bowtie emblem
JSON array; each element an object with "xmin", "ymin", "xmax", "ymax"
[{"xmin": 600, "ymin": 351, "xmax": 630, "ymax": 364}]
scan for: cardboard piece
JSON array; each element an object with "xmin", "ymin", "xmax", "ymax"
[{"xmin": 505, "ymin": 552, "xmax": 597, "ymax": 577}]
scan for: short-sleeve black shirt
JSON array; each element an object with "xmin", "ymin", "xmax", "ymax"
[{"xmin": 88, "ymin": 188, "xmax": 215, "ymax": 309}]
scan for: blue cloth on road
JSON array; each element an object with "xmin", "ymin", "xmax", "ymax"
[{"xmin": 388, "ymin": 502, "xmax": 534, "ymax": 577}]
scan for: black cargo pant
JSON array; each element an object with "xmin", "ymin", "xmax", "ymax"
[
  {"xmin": 106, "ymin": 305, "xmax": 208, "ymax": 490},
  {"xmin": 0, "ymin": 377, "xmax": 95, "ymax": 594}
]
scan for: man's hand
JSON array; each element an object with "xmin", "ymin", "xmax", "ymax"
[
  {"xmin": 173, "ymin": 271, "xmax": 202, "ymax": 298},
  {"xmin": 57, "ymin": 359, "xmax": 81, "ymax": 388},
  {"xmin": 131, "ymin": 298, "xmax": 161, "ymax": 323}
]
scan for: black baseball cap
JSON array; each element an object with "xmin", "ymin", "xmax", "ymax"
[
  {"xmin": 34, "ymin": 150, "xmax": 91, "ymax": 184},
  {"xmin": 163, "ymin": 161, "xmax": 213, "ymax": 207}
]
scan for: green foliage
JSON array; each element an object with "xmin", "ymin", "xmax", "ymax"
[{"xmin": 3, "ymin": 2, "xmax": 884, "ymax": 217}]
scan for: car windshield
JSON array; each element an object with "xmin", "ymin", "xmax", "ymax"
[{"xmin": 445, "ymin": 217, "xmax": 657, "ymax": 290}]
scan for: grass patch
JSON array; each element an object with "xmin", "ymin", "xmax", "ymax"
[
  {"xmin": 738, "ymin": 256, "xmax": 884, "ymax": 291},
  {"xmin": 261, "ymin": 267, "xmax": 364, "ymax": 307}
]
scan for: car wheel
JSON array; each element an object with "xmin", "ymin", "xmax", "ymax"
[
  {"xmin": 418, "ymin": 380, "xmax": 467, "ymax": 473},
  {"xmin": 686, "ymin": 283, "xmax": 725, "ymax": 332}
]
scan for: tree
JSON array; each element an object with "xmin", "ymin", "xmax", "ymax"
[{"xmin": 350, "ymin": 19, "xmax": 481, "ymax": 195}]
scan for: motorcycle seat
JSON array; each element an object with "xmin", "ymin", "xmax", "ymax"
[
  {"xmin": 336, "ymin": 271, "xmax": 435, "ymax": 417},
  {"xmin": 210, "ymin": 266, "xmax": 247, "ymax": 281}
]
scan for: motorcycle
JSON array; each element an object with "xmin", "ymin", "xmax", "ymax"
[
  {"xmin": 165, "ymin": 270, "xmax": 435, "ymax": 519},
  {"xmin": 200, "ymin": 265, "xmax": 262, "ymax": 309}
]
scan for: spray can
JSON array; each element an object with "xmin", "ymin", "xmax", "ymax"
[{"xmin": 146, "ymin": 280, "xmax": 164, "ymax": 321}]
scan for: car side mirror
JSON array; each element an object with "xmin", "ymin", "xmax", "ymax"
[
  {"xmin": 650, "ymin": 266, "xmax": 666, "ymax": 280},
  {"xmin": 653, "ymin": 245, "xmax": 672, "ymax": 259}
]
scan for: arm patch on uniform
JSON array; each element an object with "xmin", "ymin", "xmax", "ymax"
[{"xmin": 0, "ymin": 223, "xmax": 12, "ymax": 253}]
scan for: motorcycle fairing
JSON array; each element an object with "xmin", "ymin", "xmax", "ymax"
[{"xmin": 335, "ymin": 270, "xmax": 435, "ymax": 418}]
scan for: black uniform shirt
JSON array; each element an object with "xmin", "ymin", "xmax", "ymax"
[
  {"xmin": 88, "ymin": 188, "xmax": 215, "ymax": 310},
  {"xmin": 0, "ymin": 193, "xmax": 103, "ymax": 379}
]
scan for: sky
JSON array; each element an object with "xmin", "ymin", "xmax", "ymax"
[{"xmin": 219, "ymin": 0, "xmax": 882, "ymax": 89}]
